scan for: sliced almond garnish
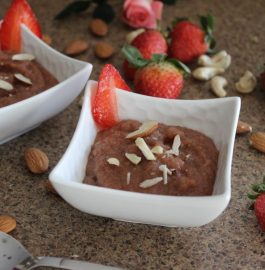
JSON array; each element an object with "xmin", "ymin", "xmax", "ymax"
[
  {"xmin": 0, "ymin": 215, "xmax": 16, "ymax": 233},
  {"xmin": 107, "ymin": 157, "xmax": 120, "ymax": 166},
  {"xmin": 126, "ymin": 172, "xmax": 131, "ymax": 185},
  {"xmin": 165, "ymin": 134, "xmax": 181, "ymax": 156},
  {"xmin": 0, "ymin": 79, "xmax": 13, "ymax": 91},
  {"xmin": 14, "ymin": 73, "xmax": 32, "ymax": 85},
  {"xmin": 151, "ymin": 145, "xmax": 164, "ymax": 154},
  {"xmin": 135, "ymin": 137, "xmax": 156, "ymax": 161},
  {"xmin": 125, "ymin": 153, "xmax": 141, "ymax": 165},
  {"xmin": 126, "ymin": 121, "xmax": 159, "ymax": 139},
  {"xmin": 159, "ymin": 164, "xmax": 172, "ymax": 184},
  {"xmin": 12, "ymin": 53, "xmax": 35, "ymax": 61},
  {"xmin": 139, "ymin": 177, "xmax": 163, "ymax": 188}
]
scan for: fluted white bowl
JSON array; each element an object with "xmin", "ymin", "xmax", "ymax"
[
  {"xmin": 0, "ymin": 25, "xmax": 92, "ymax": 144},
  {"xmin": 50, "ymin": 80, "xmax": 241, "ymax": 227}
]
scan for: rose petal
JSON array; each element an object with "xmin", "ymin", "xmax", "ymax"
[{"xmin": 151, "ymin": 1, "xmax": 163, "ymax": 20}]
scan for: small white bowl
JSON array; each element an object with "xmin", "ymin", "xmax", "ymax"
[
  {"xmin": 49, "ymin": 80, "xmax": 241, "ymax": 227},
  {"xmin": 0, "ymin": 25, "xmax": 92, "ymax": 144}
]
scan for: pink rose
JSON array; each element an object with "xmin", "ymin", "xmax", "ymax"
[{"xmin": 123, "ymin": 0, "xmax": 163, "ymax": 29}]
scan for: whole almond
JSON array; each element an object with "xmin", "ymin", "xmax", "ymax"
[
  {"xmin": 65, "ymin": 39, "xmax": 89, "ymax": 56},
  {"xmin": 95, "ymin": 41, "xmax": 114, "ymax": 59},
  {"xmin": 42, "ymin": 34, "xmax": 52, "ymax": 45},
  {"xmin": 89, "ymin": 19, "xmax": 108, "ymax": 37},
  {"xmin": 236, "ymin": 120, "xmax": 252, "ymax": 134},
  {"xmin": 249, "ymin": 132, "xmax": 265, "ymax": 153},
  {"xmin": 24, "ymin": 148, "xmax": 49, "ymax": 174},
  {"xmin": 0, "ymin": 215, "xmax": 16, "ymax": 233}
]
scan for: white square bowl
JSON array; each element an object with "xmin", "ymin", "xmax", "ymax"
[
  {"xmin": 49, "ymin": 80, "xmax": 241, "ymax": 227},
  {"xmin": 0, "ymin": 25, "xmax": 93, "ymax": 144}
]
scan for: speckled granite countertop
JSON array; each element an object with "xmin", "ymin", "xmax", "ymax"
[{"xmin": 1, "ymin": 0, "xmax": 265, "ymax": 269}]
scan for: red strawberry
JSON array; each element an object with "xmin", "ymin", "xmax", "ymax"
[
  {"xmin": 92, "ymin": 64, "xmax": 131, "ymax": 129},
  {"xmin": 123, "ymin": 30, "xmax": 168, "ymax": 80},
  {"xmin": 122, "ymin": 45, "xmax": 190, "ymax": 99},
  {"xmin": 134, "ymin": 61, "xmax": 184, "ymax": 99},
  {"xmin": 0, "ymin": 0, "xmax": 42, "ymax": 52},
  {"xmin": 248, "ymin": 178, "xmax": 265, "ymax": 232},
  {"xmin": 169, "ymin": 16, "xmax": 215, "ymax": 63}
]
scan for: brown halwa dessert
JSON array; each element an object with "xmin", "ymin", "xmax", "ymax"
[
  {"xmin": 0, "ymin": 51, "xmax": 58, "ymax": 108},
  {"xmin": 84, "ymin": 120, "xmax": 219, "ymax": 196}
]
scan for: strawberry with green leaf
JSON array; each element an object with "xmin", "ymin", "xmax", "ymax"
[
  {"xmin": 248, "ymin": 176, "xmax": 265, "ymax": 232},
  {"xmin": 122, "ymin": 44, "xmax": 190, "ymax": 99},
  {"xmin": 169, "ymin": 15, "xmax": 215, "ymax": 63}
]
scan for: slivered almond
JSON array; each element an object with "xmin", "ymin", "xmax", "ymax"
[
  {"xmin": 172, "ymin": 134, "xmax": 181, "ymax": 155},
  {"xmin": 14, "ymin": 73, "xmax": 32, "ymax": 85},
  {"xmin": 249, "ymin": 132, "xmax": 265, "ymax": 153},
  {"xmin": 139, "ymin": 177, "xmax": 163, "ymax": 188},
  {"xmin": 126, "ymin": 121, "xmax": 158, "ymax": 139},
  {"xmin": 126, "ymin": 172, "xmax": 131, "ymax": 185},
  {"xmin": 151, "ymin": 145, "xmax": 163, "ymax": 154},
  {"xmin": 107, "ymin": 157, "xmax": 120, "ymax": 166},
  {"xmin": 135, "ymin": 137, "xmax": 156, "ymax": 160},
  {"xmin": 12, "ymin": 53, "xmax": 35, "ymax": 61},
  {"xmin": 0, "ymin": 79, "xmax": 13, "ymax": 91},
  {"xmin": 236, "ymin": 120, "xmax": 252, "ymax": 134},
  {"xmin": 159, "ymin": 165, "xmax": 168, "ymax": 184},
  {"xmin": 125, "ymin": 153, "xmax": 141, "ymax": 165},
  {"xmin": 0, "ymin": 215, "xmax": 16, "ymax": 233}
]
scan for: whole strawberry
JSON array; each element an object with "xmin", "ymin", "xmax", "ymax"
[
  {"xmin": 122, "ymin": 45, "xmax": 190, "ymax": 99},
  {"xmin": 169, "ymin": 15, "xmax": 215, "ymax": 63},
  {"xmin": 248, "ymin": 177, "xmax": 265, "ymax": 232},
  {"xmin": 123, "ymin": 30, "xmax": 168, "ymax": 80}
]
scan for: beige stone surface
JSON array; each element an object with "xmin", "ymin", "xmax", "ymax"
[{"xmin": 0, "ymin": 0, "xmax": 265, "ymax": 269}]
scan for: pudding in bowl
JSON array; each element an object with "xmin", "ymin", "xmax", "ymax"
[
  {"xmin": 84, "ymin": 119, "xmax": 218, "ymax": 196},
  {"xmin": 0, "ymin": 51, "xmax": 58, "ymax": 108}
]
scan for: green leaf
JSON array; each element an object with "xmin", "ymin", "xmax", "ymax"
[
  {"xmin": 151, "ymin": 54, "xmax": 167, "ymax": 63},
  {"xmin": 121, "ymin": 45, "xmax": 150, "ymax": 68},
  {"xmin": 54, "ymin": 0, "xmax": 91, "ymax": 20},
  {"xmin": 92, "ymin": 2, "xmax": 115, "ymax": 23},
  {"xmin": 252, "ymin": 183, "xmax": 265, "ymax": 193},
  {"xmin": 168, "ymin": 58, "xmax": 191, "ymax": 76},
  {"xmin": 162, "ymin": 0, "xmax": 177, "ymax": 5},
  {"xmin": 247, "ymin": 193, "xmax": 259, "ymax": 200}
]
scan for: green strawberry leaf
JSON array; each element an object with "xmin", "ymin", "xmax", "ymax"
[
  {"xmin": 54, "ymin": 0, "xmax": 91, "ymax": 20},
  {"xmin": 247, "ymin": 193, "xmax": 259, "ymax": 200},
  {"xmin": 121, "ymin": 45, "xmax": 150, "ymax": 68},
  {"xmin": 168, "ymin": 58, "xmax": 191, "ymax": 76},
  {"xmin": 252, "ymin": 183, "xmax": 265, "ymax": 193},
  {"xmin": 200, "ymin": 14, "xmax": 216, "ymax": 50},
  {"xmin": 151, "ymin": 54, "xmax": 167, "ymax": 63}
]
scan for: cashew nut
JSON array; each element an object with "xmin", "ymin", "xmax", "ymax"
[
  {"xmin": 210, "ymin": 76, "xmax": 227, "ymax": 97},
  {"xmin": 192, "ymin": 67, "xmax": 225, "ymax": 81},
  {"xmin": 126, "ymin": 28, "xmax": 145, "ymax": 44},
  {"xmin": 235, "ymin": 70, "xmax": 257, "ymax": 94},
  {"xmin": 198, "ymin": 50, "xmax": 231, "ymax": 70}
]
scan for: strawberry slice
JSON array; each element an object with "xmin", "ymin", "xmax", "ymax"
[
  {"xmin": 0, "ymin": 0, "xmax": 42, "ymax": 52},
  {"xmin": 92, "ymin": 64, "xmax": 131, "ymax": 129}
]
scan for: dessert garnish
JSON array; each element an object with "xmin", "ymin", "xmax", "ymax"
[
  {"xmin": 139, "ymin": 177, "xmax": 163, "ymax": 188},
  {"xmin": 151, "ymin": 145, "xmax": 163, "ymax": 154},
  {"xmin": 159, "ymin": 164, "xmax": 172, "ymax": 184},
  {"xmin": 14, "ymin": 73, "xmax": 32, "ymax": 85},
  {"xmin": 135, "ymin": 137, "xmax": 156, "ymax": 161},
  {"xmin": 92, "ymin": 64, "xmax": 131, "ymax": 129},
  {"xmin": 12, "ymin": 53, "xmax": 35, "ymax": 61},
  {"xmin": 107, "ymin": 158, "xmax": 120, "ymax": 166},
  {"xmin": 125, "ymin": 153, "xmax": 141, "ymax": 165},
  {"xmin": 126, "ymin": 120, "xmax": 158, "ymax": 139},
  {"xmin": 0, "ymin": 0, "xmax": 42, "ymax": 52},
  {"xmin": 126, "ymin": 172, "xmax": 131, "ymax": 185},
  {"xmin": 0, "ymin": 79, "xmax": 13, "ymax": 91}
]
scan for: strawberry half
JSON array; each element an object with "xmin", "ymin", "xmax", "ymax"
[
  {"xmin": 0, "ymin": 0, "xmax": 42, "ymax": 52},
  {"xmin": 248, "ymin": 177, "xmax": 265, "ymax": 232},
  {"xmin": 92, "ymin": 64, "xmax": 131, "ymax": 129}
]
